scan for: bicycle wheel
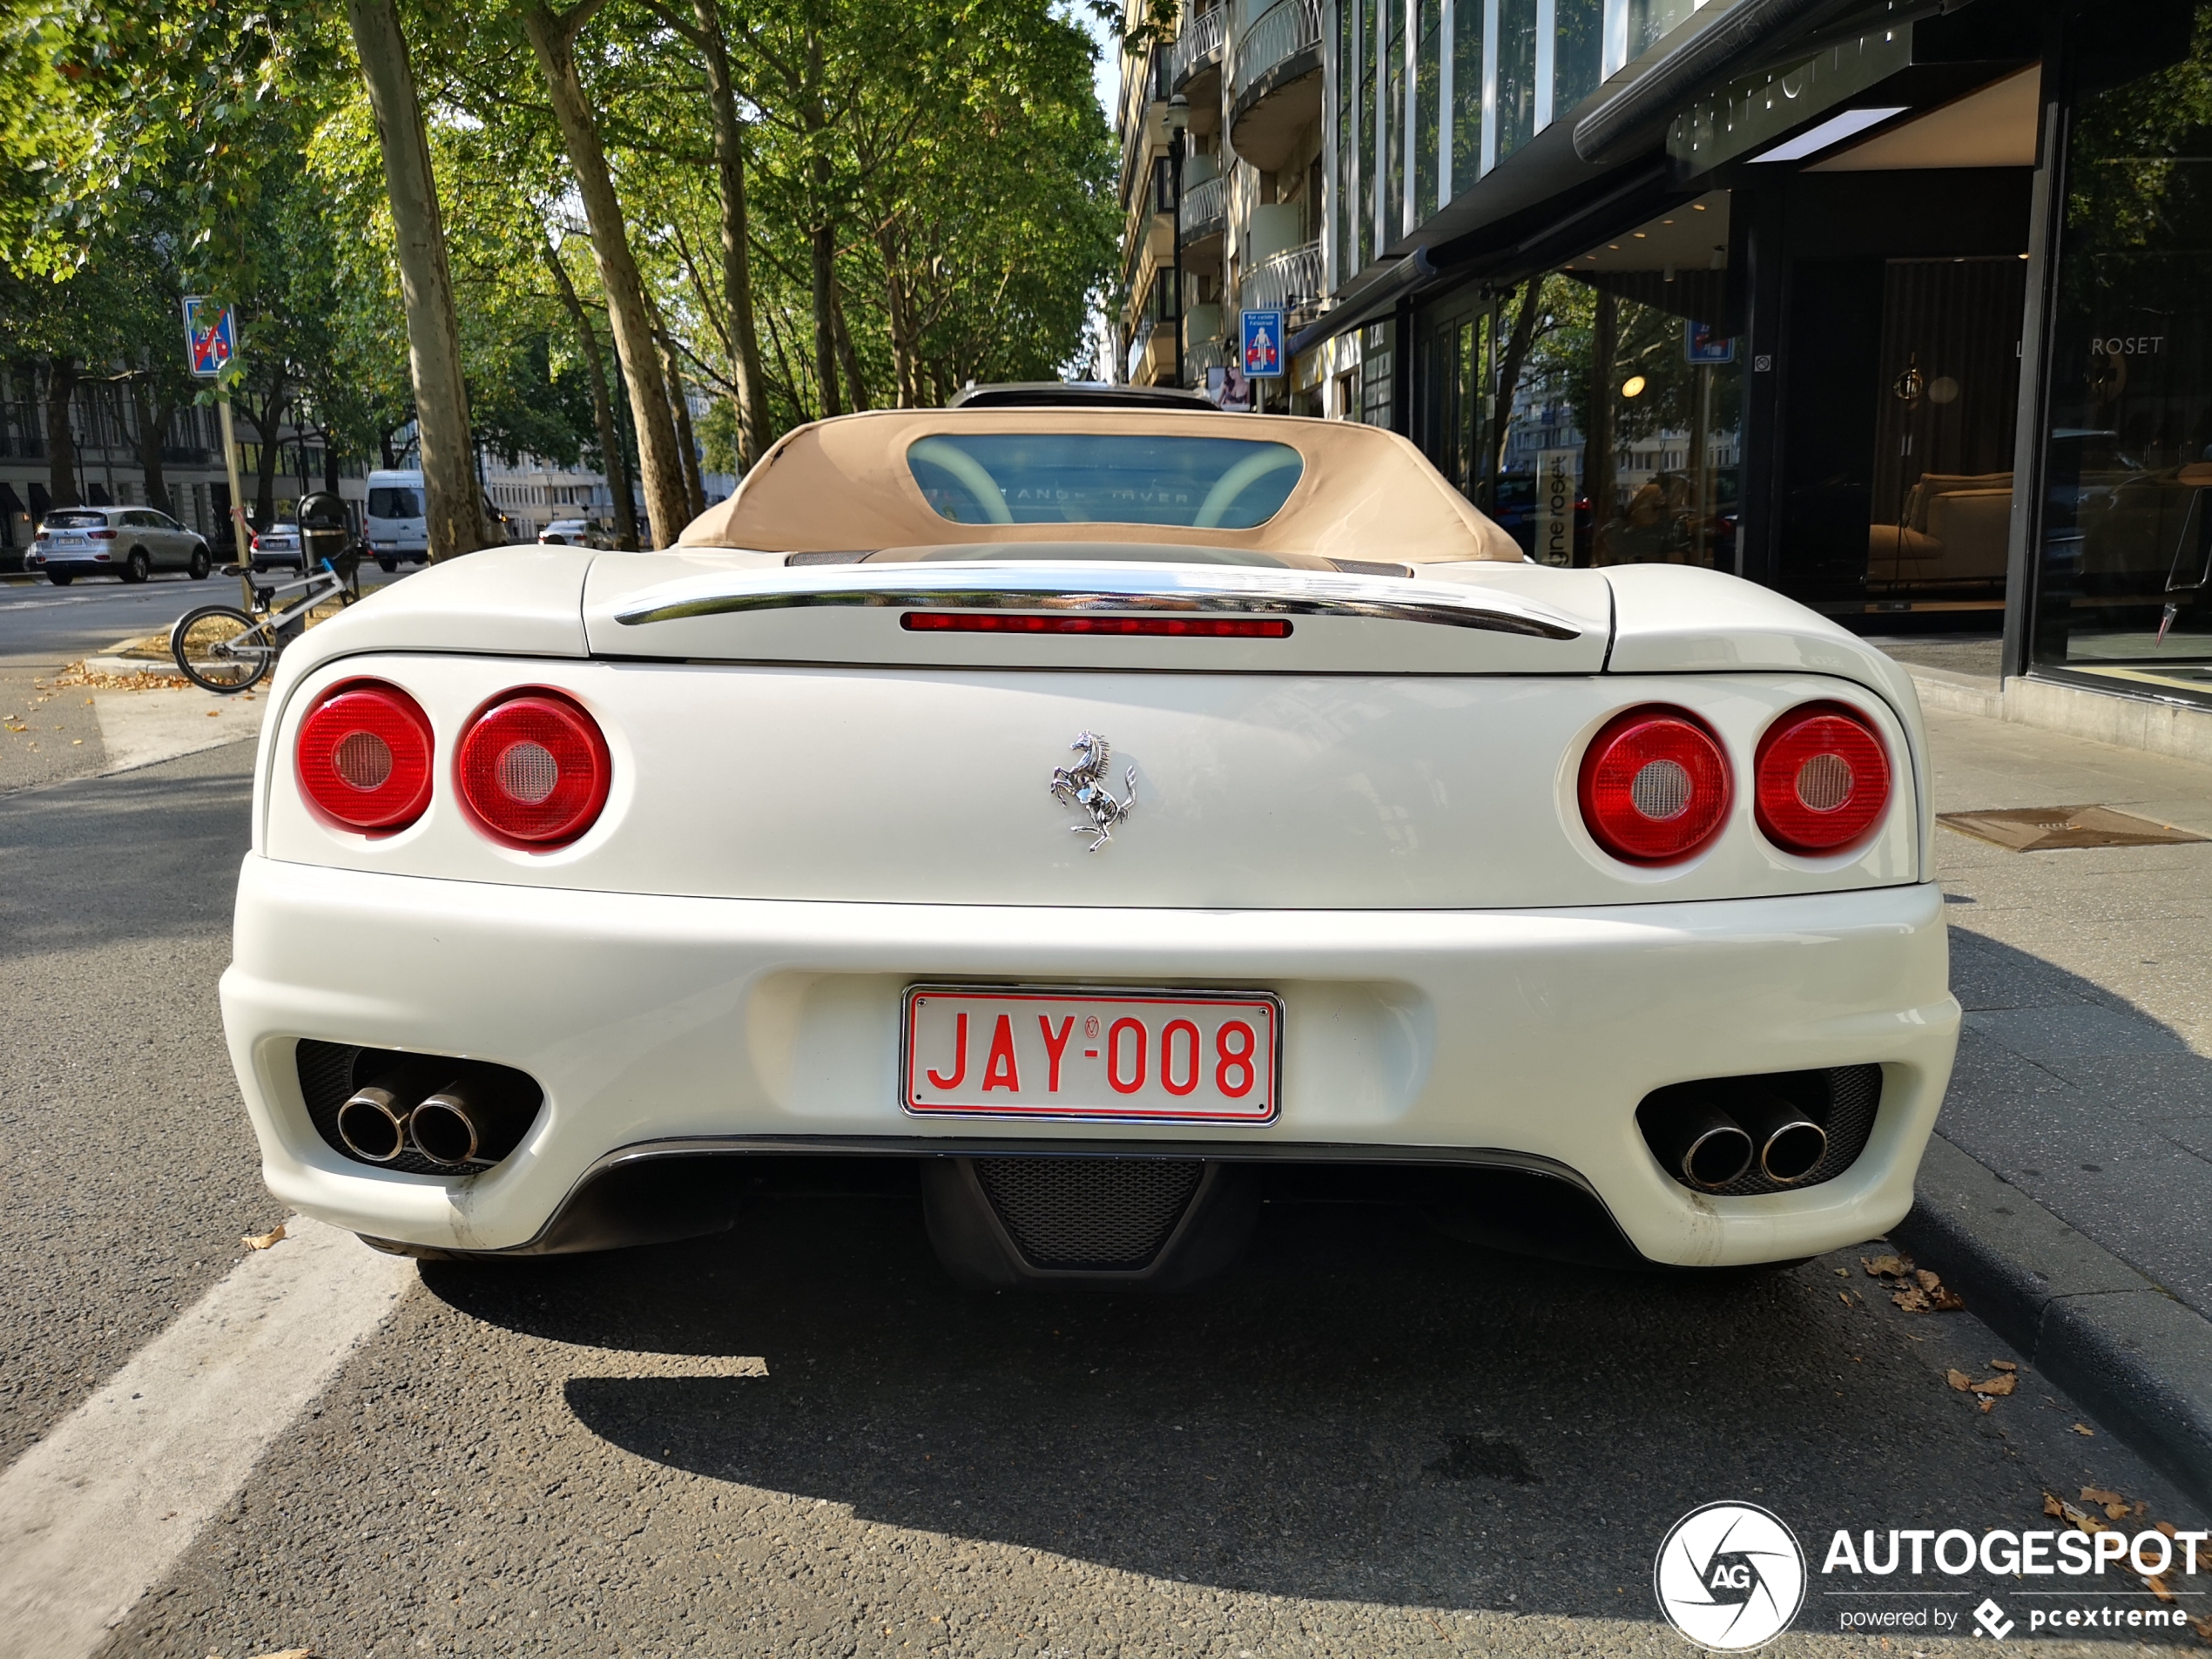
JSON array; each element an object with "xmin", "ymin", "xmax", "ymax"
[{"xmin": 172, "ymin": 604, "xmax": 275, "ymax": 693}]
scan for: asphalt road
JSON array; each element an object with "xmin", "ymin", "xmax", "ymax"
[
  {"xmin": 0, "ymin": 564, "xmax": 414, "ymax": 667},
  {"xmin": 3, "ymin": 700, "xmax": 2209, "ymax": 1655}
]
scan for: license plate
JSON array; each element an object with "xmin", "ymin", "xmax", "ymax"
[{"xmin": 902, "ymin": 985, "xmax": 1281, "ymax": 1124}]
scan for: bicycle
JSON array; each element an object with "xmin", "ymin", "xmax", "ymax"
[{"xmin": 171, "ymin": 554, "xmax": 361, "ymax": 693}]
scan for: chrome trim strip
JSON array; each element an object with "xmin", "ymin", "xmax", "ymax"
[{"xmin": 612, "ymin": 563, "xmax": 1581, "ymax": 640}]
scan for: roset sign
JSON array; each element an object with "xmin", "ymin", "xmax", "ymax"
[{"xmin": 1654, "ymin": 1501, "xmax": 1809, "ymax": 1650}]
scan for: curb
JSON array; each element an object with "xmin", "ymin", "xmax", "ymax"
[{"xmin": 1892, "ymin": 1135, "xmax": 2212, "ymax": 1510}]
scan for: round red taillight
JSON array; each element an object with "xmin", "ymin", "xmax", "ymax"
[
  {"xmin": 1578, "ymin": 706, "xmax": 1733, "ymax": 865},
  {"xmin": 455, "ymin": 691, "xmax": 610, "ymax": 847},
  {"xmin": 295, "ymin": 682, "xmax": 434, "ymax": 832},
  {"xmin": 1755, "ymin": 702, "xmax": 1891, "ymax": 854}
]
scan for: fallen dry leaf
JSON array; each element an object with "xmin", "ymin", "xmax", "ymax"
[
  {"xmin": 205, "ymin": 709, "xmax": 220, "ymax": 718},
  {"xmin": 2044, "ymin": 1492, "xmax": 2065, "ymax": 1519},
  {"xmin": 1931, "ymin": 1283, "xmax": 1967, "ymax": 1312},
  {"xmin": 2148, "ymin": 1575, "xmax": 2175, "ymax": 1603},
  {"xmin": 240, "ymin": 1224, "xmax": 287, "ymax": 1251},
  {"xmin": 1892, "ymin": 1285, "xmax": 1932, "ymax": 1312},
  {"xmin": 245, "ymin": 1649, "xmax": 318, "ymax": 1659},
  {"xmin": 1838, "ymin": 1291, "xmax": 1851, "ymax": 1305},
  {"xmin": 2083, "ymin": 1486, "xmax": 2126, "ymax": 1507},
  {"xmin": 1863, "ymin": 1254, "xmax": 1906, "ymax": 1278},
  {"xmin": 2073, "ymin": 1422, "xmax": 2096, "ymax": 1436},
  {"xmin": 1979, "ymin": 1396, "xmax": 1995, "ymax": 1414},
  {"xmin": 1834, "ymin": 1266, "xmax": 1850, "ymax": 1278},
  {"xmin": 1990, "ymin": 1359, "xmax": 2018, "ymax": 1372},
  {"xmin": 1948, "ymin": 1369, "xmax": 1973, "ymax": 1393},
  {"xmin": 1972, "ymin": 1373, "xmax": 2017, "ymax": 1397},
  {"xmin": 2160, "ymin": 1521, "xmax": 2179, "ymax": 1540},
  {"xmin": 1915, "ymin": 1268, "xmax": 1940, "ymax": 1291}
]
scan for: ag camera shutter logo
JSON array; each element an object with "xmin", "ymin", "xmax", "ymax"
[{"xmin": 1654, "ymin": 1501, "xmax": 1808, "ymax": 1649}]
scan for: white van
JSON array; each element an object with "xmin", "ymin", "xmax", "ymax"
[
  {"xmin": 365, "ymin": 470, "xmax": 516, "ymax": 570},
  {"xmin": 364, "ymin": 469, "xmax": 429, "ymax": 570}
]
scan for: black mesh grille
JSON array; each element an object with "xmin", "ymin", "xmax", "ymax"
[
  {"xmin": 1643, "ymin": 1065, "xmax": 1885, "ymax": 1197},
  {"xmin": 295, "ymin": 1039, "xmax": 543, "ymax": 1177},
  {"xmin": 974, "ymin": 1157, "xmax": 1204, "ymax": 1270}
]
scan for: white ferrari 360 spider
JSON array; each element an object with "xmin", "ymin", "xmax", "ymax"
[{"xmin": 222, "ymin": 389, "xmax": 1958, "ymax": 1285}]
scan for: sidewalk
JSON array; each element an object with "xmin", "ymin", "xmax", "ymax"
[{"xmin": 1892, "ymin": 691, "xmax": 2212, "ymax": 1500}]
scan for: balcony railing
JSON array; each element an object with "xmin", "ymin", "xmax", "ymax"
[
  {"xmin": 1168, "ymin": 4, "xmax": 1227, "ymax": 90},
  {"xmin": 1238, "ymin": 238, "xmax": 1324, "ymax": 319},
  {"xmin": 1181, "ymin": 172, "xmax": 1228, "ymax": 236},
  {"xmin": 1116, "ymin": 45, "xmax": 1165, "ymax": 195},
  {"xmin": 1229, "ymin": 0, "xmax": 1320, "ymax": 98}
]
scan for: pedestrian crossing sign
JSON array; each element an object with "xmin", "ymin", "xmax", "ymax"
[{"xmin": 183, "ymin": 297, "xmax": 237, "ymax": 378}]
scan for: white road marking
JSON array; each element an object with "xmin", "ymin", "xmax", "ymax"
[{"xmin": 0, "ymin": 1215, "xmax": 415, "ymax": 1659}]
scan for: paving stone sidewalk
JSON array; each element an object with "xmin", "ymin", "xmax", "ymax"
[{"xmin": 1923, "ymin": 703, "xmax": 2212, "ymax": 1317}]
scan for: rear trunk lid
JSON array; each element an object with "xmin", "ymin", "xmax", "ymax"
[{"xmin": 581, "ymin": 549, "xmax": 1613, "ymax": 676}]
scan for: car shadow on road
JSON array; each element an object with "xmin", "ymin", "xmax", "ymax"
[{"xmin": 418, "ymin": 1177, "xmax": 2062, "ymax": 1621}]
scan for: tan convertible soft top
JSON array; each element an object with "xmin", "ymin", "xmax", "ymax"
[{"xmin": 677, "ymin": 408, "xmax": 1521, "ymax": 563}]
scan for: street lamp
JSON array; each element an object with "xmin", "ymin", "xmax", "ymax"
[{"xmin": 1164, "ymin": 92, "xmax": 1190, "ymax": 388}]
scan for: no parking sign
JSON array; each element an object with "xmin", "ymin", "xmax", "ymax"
[{"xmin": 182, "ymin": 297, "xmax": 237, "ymax": 377}]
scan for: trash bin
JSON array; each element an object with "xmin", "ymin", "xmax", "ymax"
[{"xmin": 296, "ymin": 490, "xmax": 359, "ymax": 590}]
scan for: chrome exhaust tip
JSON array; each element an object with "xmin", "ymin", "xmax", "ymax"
[
  {"xmin": 408, "ymin": 1084, "xmax": 484, "ymax": 1168},
  {"xmin": 1652, "ymin": 1104, "xmax": 1755, "ymax": 1190},
  {"xmin": 335, "ymin": 1085, "xmax": 413, "ymax": 1163},
  {"xmin": 1734, "ymin": 1092, "xmax": 1830, "ymax": 1184}
]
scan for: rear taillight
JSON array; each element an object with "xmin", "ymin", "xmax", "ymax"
[
  {"xmin": 456, "ymin": 691, "xmax": 610, "ymax": 847},
  {"xmin": 1578, "ymin": 706, "xmax": 1732, "ymax": 865},
  {"xmin": 1754, "ymin": 702, "xmax": 1891, "ymax": 854},
  {"xmin": 296, "ymin": 682, "xmax": 435, "ymax": 832},
  {"xmin": 88, "ymin": 529, "xmax": 116, "ymax": 540}
]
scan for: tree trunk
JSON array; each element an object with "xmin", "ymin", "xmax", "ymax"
[
  {"xmin": 1583, "ymin": 287, "xmax": 1616, "ymax": 565},
  {"xmin": 128, "ymin": 374, "xmax": 173, "ymax": 514},
  {"xmin": 658, "ymin": 325, "xmax": 707, "ymax": 519},
  {"xmin": 879, "ymin": 226, "xmax": 918, "ymax": 408},
  {"xmin": 344, "ymin": 0, "xmax": 486, "ymax": 561},
  {"xmin": 802, "ymin": 27, "xmax": 842, "ymax": 420},
  {"xmin": 246, "ymin": 371, "xmax": 290, "ymax": 530},
  {"xmin": 829, "ymin": 279, "xmax": 869, "ymax": 414},
  {"xmin": 44, "ymin": 357, "xmax": 80, "ymax": 509},
  {"xmin": 543, "ymin": 241, "xmax": 638, "ymax": 550},
  {"xmin": 691, "ymin": 0, "xmax": 766, "ymax": 469},
  {"xmin": 1492, "ymin": 278, "xmax": 1547, "ymax": 490},
  {"xmin": 522, "ymin": 0, "xmax": 691, "ymax": 548}
]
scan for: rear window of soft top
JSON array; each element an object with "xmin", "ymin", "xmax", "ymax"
[{"xmin": 907, "ymin": 433, "xmax": 1304, "ymax": 529}]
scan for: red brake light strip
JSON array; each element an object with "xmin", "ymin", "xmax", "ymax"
[{"xmin": 901, "ymin": 611, "xmax": 1291, "ymax": 639}]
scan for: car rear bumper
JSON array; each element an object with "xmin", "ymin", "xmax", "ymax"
[
  {"xmin": 222, "ymin": 855, "xmax": 1958, "ymax": 1264},
  {"xmin": 27, "ymin": 554, "xmax": 112, "ymax": 572}
]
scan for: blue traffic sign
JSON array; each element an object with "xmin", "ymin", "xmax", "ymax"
[
  {"xmin": 1241, "ymin": 308, "xmax": 1285, "ymax": 379},
  {"xmin": 1685, "ymin": 320, "xmax": 1735, "ymax": 365},
  {"xmin": 183, "ymin": 297, "xmax": 237, "ymax": 377}
]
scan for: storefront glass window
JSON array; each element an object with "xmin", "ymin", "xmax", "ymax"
[
  {"xmin": 1624, "ymin": 0, "xmax": 1696, "ymax": 65},
  {"xmin": 1359, "ymin": 0, "xmax": 1378, "ymax": 270},
  {"xmin": 1336, "ymin": 0, "xmax": 1358, "ymax": 284},
  {"xmin": 1495, "ymin": 0, "xmax": 1539, "ymax": 162},
  {"xmin": 1478, "ymin": 274, "xmax": 1743, "ymax": 567},
  {"xmin": 2033, "ymin": 28, "xmax": 2212, "ymax": 699},
  {"xmin": 1554, "ymin": 0, "xmax": 1603, "ymax": 118},
  {"xmin": 1386, "ymin": 0, "xmax": 1408, "ymax": 239},
  {"xmin": 1415, "ymin": 0, "xmax": 1440, "ymax": 219},
  {"xmin": 1451, "ymin": 0, "xmax": 1484, "ymax": 194}
]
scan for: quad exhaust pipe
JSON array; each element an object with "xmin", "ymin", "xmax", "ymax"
[
  {"xmin": 1642, "ymin": 1089, "xmax": 1829, "ymax": 1190},
  {"xmin": 334, "ymin": 1062, "xmax": 536, "ymax": 1169}
]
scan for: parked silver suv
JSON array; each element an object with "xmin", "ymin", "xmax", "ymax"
[{"xmin": 28, "ymin": 506, "xmax": 213, "ymax": 586}]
